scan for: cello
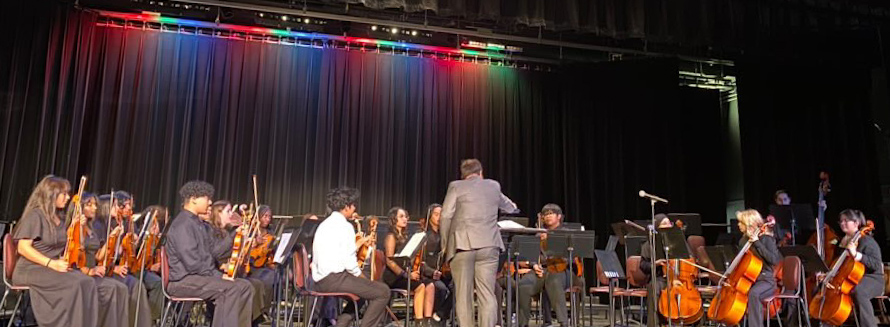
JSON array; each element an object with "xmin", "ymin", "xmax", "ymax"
[
  {"xmin": 63, "ymin": 176, "xmax": 89, "ymax": 269},
  {"xmin": 707, "ymin": 220, "xmax": 775, "ymax": 326},
  {"xmin": 657, "ymin": 220, "xmax": 704, "ymax": 324},
  {"xmin": 808, "ymin": 220, "xmax": 874, "ymax": 325}
]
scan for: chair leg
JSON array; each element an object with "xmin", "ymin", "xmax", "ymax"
[
  {"xmin": 161, "ymin": 300, "xmax": 173, "ymax": 327},
  {"xmin": 352, "ymin": 300, "xmax": 360, "ymax": 327},
  {"xmin": 0, "ymin": 289, "xmax": 9, "ymax": 313},
  {"xmin": 6, "ymin": 292, "xmax": 25, "ymax": 327}
]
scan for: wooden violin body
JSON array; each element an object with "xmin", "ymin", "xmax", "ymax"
[
  {"xmin": 64, "ymin": 177, "xmax": 89, "ymax": 269},
  {"xmin": 250, "ymin": 233, "xmax": 275, "ymax": 268},
  {"xmin": 809, "ymin": 221, "xmax": 874, "ymax": 325},
  {"xmin": 356, "ymin": 217, "xmax": 378, "ymax": 269},
  {"xmin": 133, "ymin": 233, "xmax": 159, "ymax": 274}
]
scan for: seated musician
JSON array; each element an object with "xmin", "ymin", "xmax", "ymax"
[
  {"xmin": 11, "ymin": 176, "xmax": 124, "ymax": 327},
  {"xmin": 204, "ymin": 200, "xmax": 267, "ymax": 325},
  {"xmin": 422, "ymin": 203, "xmax": 453, "ymax": 324},
  {"xmin": 311, "ymin": 187, "xmax": 390, "ymax": 327},
  {"xmin": 165, "ymin": 181, "xmax": 254, "ymax": 327},
  {"xmin": 247, "ymin": 205, "xmax": 277, "ymax": 319},
  {"xmin": 736, "ymin": 209, "xmax": 782, "ymax": 327},
  {"xmin": 382, "ymin": 206, "xmax": 436, "ymax": 325},
  {"xmin": 135, "ymin": 205, "xmax": 168, "ymax": 321},
  {"xmin": 837, "ymin": 209, "xmax": 883, "ymax": 327},
  {"xmin": 639, "ymin": 214, "xmax": 698, "ymax": 324},
  {"xmin": 86, "ymin": 193, "xmax": 152, "ymax": 327},
  {"xmin": 515, "ymin": 203, "xmax": 580, "ymax": 327}
]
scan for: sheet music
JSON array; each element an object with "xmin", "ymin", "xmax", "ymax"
[
  {"xmin": 396, "ymin": 232, "xmax": 426, "ymax": 258},
  {"xmin": 273, "ymin": 232, "xmax": 292, "ymax": 264},
  {"xmin": 497, "ymin": 220, "xmax": 526, "ymax": 229}
]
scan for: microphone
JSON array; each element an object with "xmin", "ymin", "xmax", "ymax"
[{"xmin": 639, "ymin": 190, "xmax": 668, "ymax": 204}]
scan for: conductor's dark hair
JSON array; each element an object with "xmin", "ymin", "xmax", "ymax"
[
  {"xmin": 178, "ymin": 181, "xmax": 215, "ymax": 204},
  {"xmin": 326, "ymin": 187, "xmax": 360, "ymax": 212}
]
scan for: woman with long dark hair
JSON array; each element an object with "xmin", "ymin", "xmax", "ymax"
[
  {"xmin": 382, "ymin": 206, "xmax": 435, "ymax": 325},
  {"xmin": 12, "ymin": 176, "xmax": 101, "ymax": 326}
]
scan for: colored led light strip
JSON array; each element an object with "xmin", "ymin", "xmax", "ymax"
[{"xmin": 97, "ymin": 10, "xmax": 508, "ymax": 59}]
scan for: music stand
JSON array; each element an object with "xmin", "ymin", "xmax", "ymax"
[
  {"xmin": 769, "ymin": 204, "xmax": 815, "ymax": 245},
  {"xmin": 703, "ymin": 245, "xmax": 735, "ymax": 272},
  {"xmin": 654, "ymin": 227, "xmax": 691, "ymax": 260},
  {"xmin": 611, "ymin": 221, "xmax": 647, "ymax": 245},
  {"xmin": 779, "ymin": 245, "xmax": 828, "ymax": 277},
  {"xmin": 499, "ymin": 226, "xmax": 545, "ymax": 327},
  {"xmin": 510, "ymin": 235, "xmax": 544, "ymax": 323},
  {"xmin": 499, "ymin": 214, "xmax": 530, "ymax": 228},
  {"xmin": 547, "ymin": 230, "xmax": 594, "ymax": 327},
  {"xmin": 624, "ymin": 236, "xmax": 647, "ymax": 259},
  {"xmin": 594, "ymin": 250, "xmax": 626, "ymax": 327},
  {"xmin": 391, "ymin": 232, "xmax": 427, "ymax": 327}
]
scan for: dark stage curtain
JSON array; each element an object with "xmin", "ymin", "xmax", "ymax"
[
  {"xmin": 737, "ymin": 61, "xmax": 885, "ymax": 243},
  {"xmin": 1, "ymin": 3, "xmax": 725, "ymax": 245}
]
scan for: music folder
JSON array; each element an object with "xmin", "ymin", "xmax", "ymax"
[{"xmin": 778, "ymin": 245, "xmax": 829, "ymax": 275}]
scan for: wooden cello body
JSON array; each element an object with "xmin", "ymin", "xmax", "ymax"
[
  {"xmin": 658, "ymin": 258, "xmax": 704, "ymax": 324},
  {"xmin": 707, "ymin": 221, "xmax": 773, "ymax": 326},
  {"xmin": 808, "ymin": 221, "xmax": 874, "ymax": 325}
]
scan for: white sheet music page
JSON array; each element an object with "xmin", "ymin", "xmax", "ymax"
[
  {"xmin": 273, "ymin": 232, "xmax": 292, "ymax": 264},
  {"xmin": 396, "ymin": 232, "xmax": 427, "ymax": 258}
]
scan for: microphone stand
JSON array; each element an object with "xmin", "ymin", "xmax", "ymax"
[{"xmin": 646, "ymin": 197, "xmax": 665, "ymax": 327}]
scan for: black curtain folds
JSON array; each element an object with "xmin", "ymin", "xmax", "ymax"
[
  {"xmin": 0, "ymin": 2, "xmax": 727, "ymax": 239},
  {"xmin": 737, "ymin": 61, "xmax": 885, "ymax": 244}
]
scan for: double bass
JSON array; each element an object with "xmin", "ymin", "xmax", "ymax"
[
  {"xmin": 808, "ymin": 220, "xmax": 875, "ymax": 325},
  {"xmin": 706, "ymin": 220, "xmax": 775, "ymax": 325},
  {"xmin": 63, "ymin": 176, "xmax": 89, "ymax": 269},
  {"xmin": 657, "ymin": 220, "xmax": 704, "ymax": 324}
]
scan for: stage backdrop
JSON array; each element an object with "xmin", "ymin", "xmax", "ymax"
[{"xmin": 1, "ymin": 2, "xmax": 726, "ymax": 239}]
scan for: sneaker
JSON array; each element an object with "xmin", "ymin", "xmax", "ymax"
[{"xmin": 432, "ymin": 313, "xmax": 441, "ymax": 322}]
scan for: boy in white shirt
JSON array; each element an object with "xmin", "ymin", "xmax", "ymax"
[{"xmin": 312, "ymin": 187, "xmax": 390, "ymax": 327}]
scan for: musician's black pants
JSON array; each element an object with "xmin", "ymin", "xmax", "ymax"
[
  {"xmin": 746, "ymin": 279, "xmax": 776, "ymax": 327},
  {"xmin": 852, "ymin": 276, "xmax": 883, "ymax": 327}
]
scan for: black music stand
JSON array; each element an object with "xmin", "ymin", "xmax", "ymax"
[
  {"xmin": 500, "ymin": 226, "xmax": 545, "ymax": 327},
  {"xmin": 392, "ymin": 232, "xmax": 427, "ymax": 327},
  {"xmin": 547, "ymin": 230, "xmax": 595, "ymax": 327},
  {"xmin": 594, "ymin": 250, "xmax": 626, "ymax": 327},
  {"xmin": 703, "ymin": 245, "xmax": 736, "ymax": 272},
  {"xmin": 778, "ymin": 245, "xmax": 828, "ymax": 277},
  {"xmin": 510, "ymin": 235, "xmax": 544, "ymax": 325},
  {"xmin": 769, "ymin": 204, "xmax": 815, "ymax": 245},
  {"xmin": 611, "ymin": 221, "xmax": 647, "ymax": 245},
  {"xmin": 654, "ymin": 227, "xmax": 691, "ymax": 260}
]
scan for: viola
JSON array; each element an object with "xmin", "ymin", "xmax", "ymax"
[
  {"xmin": 707, "ymin": 221, "xmax": 775, "ymax": 325},
  {"xmin": 808, "ymin": 221, "xmax": 874, "ymax": 325},
  {"xmin": 120, "ymin": 211, "xmax": 138, "ymax": 269},
  {"xmin": 64, "ymin": 176, "xmax": 89, "ymax": 269}
]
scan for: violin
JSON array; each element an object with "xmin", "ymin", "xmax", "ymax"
[
  {"xmin": 809, "ymin": 220, "xmax": 875, "ymax": 325},
  {"xmin": 657, "ymin": 219, "xmax": 704, "ymax": 324},
  {"xmin": 63, "ymin": 176, "xmax": 89, "ymax": 269},
  {"xmin": 120, "ymin": 208, "xmax": 138, "ymax": 269},
  {"xmin": 250, "ymin": 233, "xmax": 275, "ymax": 268},
  {"xmin": 536, "ymin": 214, "xmax": 583, "ymax": 277},
  {"xmin": 707, "ymin": 220, "xmax": 775, "ymax": 325},
  {"xmin": 224, "ymin": 204, "xmax": 256, "ymax": 280},
  {"xmin": 223, "ymin": 175, "xmax": 262, "ymax": 280},
  {"xmin": 132, "ymin": 210, "xmax": 161, "ymax": 274},
  {"xmin": 356, "ymin": 216, "xmax": 378, "ymax": 270},
  {"xmin": 102, "ymin": 190, "xmax": 125, "ymax": 273}
]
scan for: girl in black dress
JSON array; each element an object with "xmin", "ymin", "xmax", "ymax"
[
  {"xmin": 383, "ymin": 207, "xmax": 436, "ymax": 325},
  {"xmin": 12, "ymin": 176, "xmax": 102, "ymax": 326}
]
